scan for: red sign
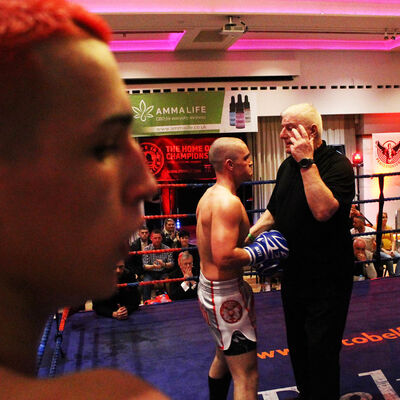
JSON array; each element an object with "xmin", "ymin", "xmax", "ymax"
[
  {"xmin": 375, "ymin": 139, "xmax": 400, "ymax": 166},
  {"xmin": 139, "ymin": 136, "xmax": 217, "ymax": 181}
]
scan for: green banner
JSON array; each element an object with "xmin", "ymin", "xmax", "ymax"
[{"xmin": 130, "ymin": 91, "xmax": 224, "ymax": 137}]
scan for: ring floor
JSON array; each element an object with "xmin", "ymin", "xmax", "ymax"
[{"xmin": 38, "ymin": 277, "xmax": 400, "ymax": 400}]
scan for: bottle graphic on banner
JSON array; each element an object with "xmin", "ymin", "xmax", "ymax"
[
  {"xmin": 244, "ymin": 95, "xmax": 251, "ymax": 124},
  {"xmin": 235, "ymin": 94, "xmax": 245, "ymax": 129},
  {"xmin": 229, "ymin": 96, "xmax": 236, "ymax": 126}
]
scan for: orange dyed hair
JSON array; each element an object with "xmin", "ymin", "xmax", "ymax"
[
  {"xmin": 0, "ymin": 0, "xmax": 111, "ymax": 159},
  {"xmin": 0, "ymin": 0, "xmax": 110, "ymax": 60}
]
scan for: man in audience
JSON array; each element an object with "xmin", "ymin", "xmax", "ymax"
[
  {"xmin": 353, "ymin": 238, "xmax": 377, "ymax": 279},
  {"xmin": 0, "ymin": 1, "xmax": 168, "ymax": 398},
  {"xmin": 126, "ymin": 226, "xmax": 150, "ymax": 277},
  {"xmin": 142, "ymin": 229, "xmax": 174, "ymax": 301},
  {"xmin": 351, "ymin": 215, "xmax": 376, "ymax": 252},
  {"xmin": 173, "ymin": 230, "xmax": 200, "ymax": 276},
  {"xmin": 93, "ymin": 260, "xmax": 141, "ymax": 319},
  {"xmin": 168, "ymin": 252, "xmax": 198, "ymax": 301}
]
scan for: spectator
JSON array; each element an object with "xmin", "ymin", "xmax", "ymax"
[
  {"xmin": 348, "ymin": 204, "xmax": 361, "ymax": 229},
  {"xmin": 168, "ymin": 252, "xmax": 198, "ymax": 301},
  {"xmin": 142, "ymin": 229, "xmax": 174, "ymax": 301},
  {"xmin": 93, "ymin": 261, "xmax": 141, "ymax": 319},
  {"xmin": 353, "ymin": 238, "xmax": 377, "ymax": 279},
  {"xmin": 162, "ymin": 218, "xmax": 179, "ymax": 248},
  {"xmin": 351, "ymin": 215, "xmax": 376, "ymax": 252},
  {"xmin": 373, "ymin": 212, "xmax": 400, "ymax": 276},
  {"xmin": 173, "ymin": 230, "xmax": 200, "ymax": 276},
  {"xmin": 126, "ymin": 226, "xmax": 150, "ymax": 277}
]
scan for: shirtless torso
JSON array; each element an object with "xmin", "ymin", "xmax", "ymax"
[{"xmin": 196, "ymin": 184, "xmax": 250, "ymax": 281}]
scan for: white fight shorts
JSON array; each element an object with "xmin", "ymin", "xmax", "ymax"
[{"xmin": 198, "ymin": 272, "xmax": 257, "ymax": 354}]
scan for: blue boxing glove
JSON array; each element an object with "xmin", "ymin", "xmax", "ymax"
[{"xmin": 244, "ymin": 230, "xmax": 289, "ymax": 266}]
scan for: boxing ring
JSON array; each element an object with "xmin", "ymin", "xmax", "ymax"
[{"xmin": 37, "ymin": 172, "xmax": 400, "ymax": 400}]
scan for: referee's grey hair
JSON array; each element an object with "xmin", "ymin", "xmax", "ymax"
[{"xmin": 281, "ymin": 103, "xmax": 323, "ymax": 137}]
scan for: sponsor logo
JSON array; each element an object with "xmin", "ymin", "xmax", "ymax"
[
  {"xmin": 375, "ymin": 140, "xmax": 400, "ymax": 167},
  {"xmin": 132, "ymin": 100, "xmax": 154, "ymax": 122},
  {"xmin": 132, "ymin": 100, "xmax": 207, "ymax": 123},
  {"xmin": 140, "ymin": 142, "xmax": 164, "ymax": 175}
]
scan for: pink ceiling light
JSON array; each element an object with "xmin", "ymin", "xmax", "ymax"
[
  {"xmin": 229, "ymin": 38, "xmax": 400, "ymax": 51},
  {"xmin": 110, "ymin": 32, "xmax": 185, "ymax": 52}
]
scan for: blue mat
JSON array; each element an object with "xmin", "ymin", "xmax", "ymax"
[{"xmin": 38, "ymin": 277, "xmax": 400, "ymax": 399}]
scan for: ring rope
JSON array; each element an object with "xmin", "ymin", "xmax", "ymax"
[
  {"xmin": 352, "ymin": 228, "xmax": 400, "ymax": 238},
  {"xmin": 129, "ymin": 247, "xmax": 184, "ymax": 256},
  {"xmin": 356, "ymin": 172, "xmax": 400, "ymax": 179},
  {"xmin": 117, "ymin": 276, "xmax": 198, "ymax": 288},
  {"xmin": 143, "ymin": 208, "xmax": 267, "ymax": 221},
  {"xmin": 49, "ymin": 307, "xmax": 70, "ymax": 378},
  {"xmin": 36, "ymin": 314, "xmax": 54, "ymax": 374},
  {"xmin": 156, "ymin": 172, "xmax": 400, "ymax": 189},
  {"xmin": 353, "ymin": 196, "xmax": 400, "ymax": 205},
  {"xmin": 145, "ymin": 213, "xmax": 192, "ymax": 220},
  {"xmin": 157, "ymin": 179, "xmax": 277, "ymax": 188}
]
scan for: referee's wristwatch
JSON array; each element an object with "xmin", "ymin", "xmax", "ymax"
[{"xmin": 298, "ymin": 158, "xmax": 315, "ymax": 169}]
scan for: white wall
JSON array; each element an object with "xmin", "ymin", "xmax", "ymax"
[{"xmin": 117, "ymin": 50, "xmax": 400, "ymax": 115}]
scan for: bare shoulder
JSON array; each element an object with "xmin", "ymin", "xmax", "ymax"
[
  {"xmin": 201, "ymin": 185, "xmax": 241, "ymax": 211},
  {"xmin": 0, "ymin": 367, "xmax": 169, "ymax": 400}
]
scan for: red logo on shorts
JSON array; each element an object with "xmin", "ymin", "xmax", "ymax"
[{"xmin": 220, "ymin": 300, "xmax": 242, "ymax": 324}]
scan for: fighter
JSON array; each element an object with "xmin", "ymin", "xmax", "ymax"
[{"xmin": 196, "ymin": 137, "xmax": 288, "ymax": 399}]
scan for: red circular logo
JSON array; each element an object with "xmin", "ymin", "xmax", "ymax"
[
  {"xmin": 376, "ymin": 140, "xmax": 400, "ymax": 166},
  {"xmin": 140, "ymin": 142, "xmax": 164, "ymax": 175},
  {"xmin": 220, "ymin": 300, "xmax": 242, "ymax": 324}
]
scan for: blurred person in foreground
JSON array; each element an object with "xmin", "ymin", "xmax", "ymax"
[{"xmin": 0, "ymin": 1, "xmax": 168, "ymax": 399}]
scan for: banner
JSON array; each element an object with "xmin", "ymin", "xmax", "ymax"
[
  {"xmin": 364, "ymin": 132, "xmax": 400, "ymax": 226},
  {"xmin": 139, "ymin": 136, "xmax": 217, "ymax": 181},
  {"xmin": 130, "ymin": 91, "xmax": 257, "ymax": 137},
  {"xmin": 372, "ymin": 132, "xmax": 400, "ymax": 172}
]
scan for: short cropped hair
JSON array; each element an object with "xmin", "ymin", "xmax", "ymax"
[
  {"xmin": 151, "ymin": 229, "xmax": 162, "ymax": 236},
  {"xmin": 208, "ymin": 137, "xmax": 246, "ymax": 172},
  {"xmin": 179, "ymin": 230, "xmax": 190, "ymax": 238}
]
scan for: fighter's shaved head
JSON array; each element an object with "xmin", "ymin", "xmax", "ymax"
[{"xmin": 209, "ymin": 137, "xmax": 247, "ymax": 172}]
